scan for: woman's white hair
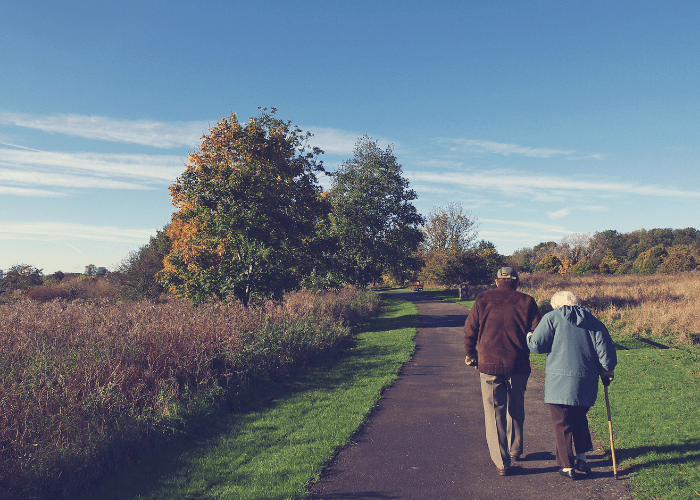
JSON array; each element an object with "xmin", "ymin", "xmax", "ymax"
[{"xmin": 550, "ymin": 290, "xmax": 581, "ymax": 309}]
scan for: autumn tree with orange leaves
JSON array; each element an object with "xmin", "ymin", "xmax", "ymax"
[{"xmin": 157, "ymin": 108, "xmax": 330, "ymax": 305}]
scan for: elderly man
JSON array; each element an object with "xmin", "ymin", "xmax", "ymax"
[{"xmin": 464, "ymin": 267, "xmax": 541, "ymax": 476}]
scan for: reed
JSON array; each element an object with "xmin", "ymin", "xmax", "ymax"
[{"xmin": 0, "ymin": 287, "xmax": 379, "ymax": 499}]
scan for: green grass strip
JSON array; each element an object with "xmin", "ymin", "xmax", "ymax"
[
  {"xmin": 532, "ymin": 342, "xmax": 700, "ymax": 499},
  {"xmin": 80, "ymin": 294, "xmax": 417, "ymax": 500}
]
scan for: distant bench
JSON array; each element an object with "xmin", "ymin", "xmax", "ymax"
[{"xmin": 410, "ymin": 281, "xmax": 424, "ymax": 292}]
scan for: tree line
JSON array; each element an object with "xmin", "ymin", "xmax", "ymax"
[
  {"xmin": 5, "ymin": 109, "xmax": 698, "ymax": 303},
  {"xmin": 507, "ymin": 228, "xmax": 700, "ymax": 275}
]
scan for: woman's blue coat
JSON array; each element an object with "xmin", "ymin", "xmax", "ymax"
[{"xmin": 527, "ymin": 305, "xmax": 617, "ymax": 406}]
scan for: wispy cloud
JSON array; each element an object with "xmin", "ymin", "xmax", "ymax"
[
  {"xmin": 0, "ymin": 148, "xmax": 184, "ymax": 183},
  {"xmin": 480, "ymin": 218, "xmax": 571, "ymax": 233},
  {"xmin": 0, "ymin": 112, "xmax": 209, "ymax": 148},
  {"xmin": 0, "ymin": 169, "xmax": 152, "ymax": 190},
  {"xmin": 478, "ymin": 218, "xmax": 573, "ymax": 246},
  {"xmin": 0, "ymin": 221, "xmax": 155, "ymax": 243},
  {"xmin": 548, "ymin": 208, "xmax": 572, "ymax": 219},
  {"xmin": 444, "ymin": 139, "xmax": 577, "ymax": 158},
  {"xmin": 0, "ymin": 185, "xmax": 67, "ymax": 197},
  {"xmin": 406, "ymin": 169, "xmax": 700, "ymax": 199},
  {"xmin": 0, "ymin": 141, "xmax": 41, "ymax": 152}
]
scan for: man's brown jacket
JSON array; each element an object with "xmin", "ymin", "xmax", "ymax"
[{"xmin": 464, "ymin": 285, "xmax": 541, "ymax": 375}]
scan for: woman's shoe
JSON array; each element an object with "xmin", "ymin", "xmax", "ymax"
[
  {"xmin": 558, "ymin": 468, "xmax": 577, "ymax": 480},
  {"xmin": 575, "ymin": 459, "xmax": 592, "ymax": 474}
]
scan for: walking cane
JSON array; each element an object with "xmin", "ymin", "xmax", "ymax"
[{"xmin": 603, "ymin": 383, "xmax": 618, "ymax": 480}]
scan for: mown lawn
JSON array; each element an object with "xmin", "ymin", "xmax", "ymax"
[{"xmin": 530, "ymin": 330, "xmax": 700, "ymax": 499}]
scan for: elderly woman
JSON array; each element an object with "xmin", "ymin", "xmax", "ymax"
[{"xmin": 527, "ymin": 291, "xmax": 617, "ymax": 480}]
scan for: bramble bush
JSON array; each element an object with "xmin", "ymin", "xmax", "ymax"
[{"xmin": 0, "ymin": 287, "xmax": 378, "ymax": 499}]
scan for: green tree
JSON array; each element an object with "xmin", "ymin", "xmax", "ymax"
[
  {"xmin": 671, "ymin": 227, "xmax": 699, "ymax": 246},
  {"xmin": 465, "ymin": 240, "xmax": 505, "ymax": 285},
  {"xmin": 328, "ymin": 136, "xmax": 424, "ymax": 286},
  {"xmin": 114, "ymin": 226, "xmax": 172, "ymax": 300},
  {"xmin": 534, "ymin": 254, "xmax": 563, "ymax": 274},
  {"xmin": 83, "ymin": 264, "xmax": 97, "ymax": 277},
  {"xmin": 506, "ymin": 247, "xmax": 536, "ymax": 273},
  {"xmin": 0, "ymin": 264, "xmax": 43, "ymax": 292},
  {"xmin": 158, "ymin": 108, "xmax": 330, "ymax": 305},
  {"xmin": 598, "ymin": 250, "xmax": 620, "ymax": 274},
  {"xmin": 632, "ymin": 245, "xmax": 667, "ymax": 274},
  {"xmin": 657, "ymin": 244, "xmax": 698, "ymax": 273},
  {"xmin": 570, "ymin": 256, "xmax": 592, "ymax": 276},
  {"xmin": 592, "ymin": 230, "xmax": 627, "ymax": 263}
]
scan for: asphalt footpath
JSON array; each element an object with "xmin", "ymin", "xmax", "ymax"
[{"xmin": 310, "ymin": 291, "xmax": 632, "ymax": 500}]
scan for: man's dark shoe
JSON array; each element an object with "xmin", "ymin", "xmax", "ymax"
[
  {"xmin": 497, "ymin": 466, "xmax": 510, "ymax": 476},
  {"xmin": 558, "ymin": 468, "xmax": 577, "ymax": 480},
  {"xmin": 575, "ymin": 459, "xmax": 592, "ymax": 474},
  {"xmin": 510, "ymin": 454, "xmax": 521, "ymax": 462}
]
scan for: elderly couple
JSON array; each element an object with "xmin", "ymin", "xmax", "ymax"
[{"xmin": 463, "ymin": 267, "xmax": 617, "ymax": 479}]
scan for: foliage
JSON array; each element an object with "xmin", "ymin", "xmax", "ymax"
[
  {"xmin": 632, "ymin": 245, "xmax": 667, "ymax": 274},
  {"xmin": 598, "ymin": 249, "xmax": 620, "ymax": 274},
  {"xmin": 418, "ymin": 203, "xmax": 501, "ymax": 287},
  {"xmin": 557, "ymin": 259, "xmax": 574, "ymax": 275},
  {"xmin": 420, "ymin": 249, "xmax": 466, "ymax": 286},
  {"xmin": 615, "ymin": 260, "xmax": 634, "ymax": 275},
  {"xmin": 420, "ymin": 202, "xmax": 478, "ymax": 252},
  {"xmin": 534, "ymin": 254, "xmax": 562, "ymax": 274},
  {"xmin": 419, "ymin": 241, "xmax": 503, "ymax": 287},
  {"xmin": 0, "ymin": 287, "xmax": 378, "ymax": 499},
  {"xmin": 657, "ymin": 244, "xmax": 698, "ymax": 273},
  {"xmin": 158, "ymin": 108, "xmax": 330, "ymax": 305},
  {"xmin": 42, "ymin": 271, "xmax": 66, "ymax": 286},
  {"xmin": 515, "ymin": 227, "xmax": 700, "ymax": 277},
  {"xmin": 113, "ymin": 226, "xmax": 172, "ymax": 300},
  {"xmin": 505, "ymin": 247, "xmax": 536, "ymax": 273},
  {"xmin": 0, "ymin": 264, "xmax": 43, "ymax": 292},
  {"xmin": 25, "ymin": 277, "xmax": 116, "ymax": 302},
  {"xmin": 570, "ymin": 256, "xmax": 592, "ymax": 275},
  {"xmin": 328, "ymin": 135, "xmax": 424, "ymax": 287}
]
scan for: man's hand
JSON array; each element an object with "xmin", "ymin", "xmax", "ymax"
[
  {"xmin": 601, "ymin": 371, "xmax": 614, "ymax": 386},
  {"xmin": 465, "ymin": 356, "xmax": 478, "ymax": 368}
]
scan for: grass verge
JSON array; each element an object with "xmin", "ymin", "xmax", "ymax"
[
  {"xmin": 531, "ymin": 333, "xmax": 700, "ymax": 499},
  {"xmin": 78, "ymin": 294, "xmax": 417, "ymax": 500}
]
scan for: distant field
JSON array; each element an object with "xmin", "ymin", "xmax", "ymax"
[{"xmin": 519, "ymin": 272, "xmax": 700, "ymax": 351}]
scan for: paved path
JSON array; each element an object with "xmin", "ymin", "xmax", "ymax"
[{"xmin": 310, "ymin": 292, "xmax": 632, "ymax": 500}]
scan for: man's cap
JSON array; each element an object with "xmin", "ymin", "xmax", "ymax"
[{"xmin": 496, "ymin": 267, "xmax": 518, "ymax": 280}]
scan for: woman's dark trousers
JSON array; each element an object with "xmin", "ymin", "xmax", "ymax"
[{"xmin": 549, "ymin": 404, "xmax": 593, "ymax": 468}]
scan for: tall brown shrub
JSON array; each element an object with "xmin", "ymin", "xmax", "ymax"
[{"xmin": 0, "ymin": 287, "xmax": 378, "ymax": 499}]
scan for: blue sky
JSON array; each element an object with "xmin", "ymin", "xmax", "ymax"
[{"xmin": 2, "ymin": 1, "xmax": 699, "ymax": 274}]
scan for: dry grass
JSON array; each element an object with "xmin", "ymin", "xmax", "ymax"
[
  {"xmin": 519, "ymin": 272, "xmax": 700, "ymax": 347},
  {"xmin": 0, "ymin": 287, "xmax": 379, "ymax": 499}
]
